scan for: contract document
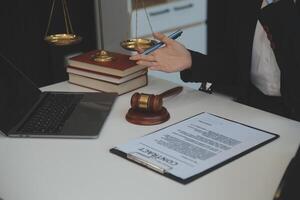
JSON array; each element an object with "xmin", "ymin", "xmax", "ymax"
[{"xmin": 110, "ymin": 112, "xmax": 279, "ymax": 184}]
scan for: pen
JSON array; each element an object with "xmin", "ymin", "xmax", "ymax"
[{"xmin": 143, "ymin": 30, "xmax": 183, "ymax": 55}]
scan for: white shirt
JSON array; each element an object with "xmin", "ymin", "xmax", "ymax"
[{"xmin": 251, "ymin": 0, "xmax": 281, "ymax": 96}]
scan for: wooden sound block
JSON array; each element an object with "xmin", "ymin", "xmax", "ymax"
[{"xmin": 126, "ymin": 107, "xmax": 170, "ymax": 125}]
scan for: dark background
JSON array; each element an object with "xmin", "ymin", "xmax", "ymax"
[
  {"xmin": 0, "ymin": 0, "xmax": 97, "ymax": 87},
  {"xmin": 0, "ymin": 0, "xmax": 218, "ymax": 88}
]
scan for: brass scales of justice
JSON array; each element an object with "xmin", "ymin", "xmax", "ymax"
[
  {"xmin": 43, "ymin": 0, "xmax": 176, "ymax": 125},
  {"xmin": 44, "ymin": 0, "xmax": 157, "ymax": 61},
  {"xmin": 44, "ymin": 0, "xmax": 82, "ymax": 46},
  {"xmin": 120, "ymin": 0, "xmax": 158, "ymax": 52},
  {"xmin": 43, "ymin": 0, "xmax": 114, "ymax": 62}
]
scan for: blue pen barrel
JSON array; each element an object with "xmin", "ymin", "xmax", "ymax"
[{"xmin": 143, "ymin": 30, "xmax": 183, "ymax": 55}]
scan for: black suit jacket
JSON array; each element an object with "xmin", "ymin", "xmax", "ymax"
[{"xmin": 181, "ymin": 0, "xmax": 300, "ymax": 121}]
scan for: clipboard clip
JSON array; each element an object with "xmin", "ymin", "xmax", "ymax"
[{"xmin": 127, "ymin": 153, "xmax": 166, "ymax": 174}]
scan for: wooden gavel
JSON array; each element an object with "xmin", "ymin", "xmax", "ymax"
[{"xmin": 130, "ymin": 86, "xmax": 183, "ymax": 113}]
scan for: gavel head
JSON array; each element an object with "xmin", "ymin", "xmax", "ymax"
[{"xmin": 130, "ymin": 92, "xmax": 163, "ymax": 113}]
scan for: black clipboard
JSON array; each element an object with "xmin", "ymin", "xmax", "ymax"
[{"xmin": 110, "ymin": 112, "xmax": 279, "ymax": 184}]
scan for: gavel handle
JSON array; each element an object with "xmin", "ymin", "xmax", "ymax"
[{"xmin": 159, "ymin": 86, "xmax": 183, "ymax": 99}]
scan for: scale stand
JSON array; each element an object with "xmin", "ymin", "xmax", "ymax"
[{"xmin": 92, "ymin": 0, "xmax": 114, "ymax": 62}]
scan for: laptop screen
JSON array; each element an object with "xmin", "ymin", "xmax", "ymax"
[{"xmin": 0, "ymin": 54, "xmax": 41, "ymax": 133}]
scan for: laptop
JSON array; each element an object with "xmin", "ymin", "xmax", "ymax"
[{"xmin": 0, "ymin": 53, "xmax": 117, "ymax": 138}]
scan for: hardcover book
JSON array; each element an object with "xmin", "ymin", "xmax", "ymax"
[
  {"xmin": 68, "ymin": 73, "xmax": 148, "ymax": 95},
  {"xmin": 67, "ymin": 50, "xmax": 147, "ymax": 77},
  {"xmin": 67, "ymin": 66, "xmax": 147, "ymax": 84}
]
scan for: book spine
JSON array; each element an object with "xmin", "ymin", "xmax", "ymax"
[
  {"xmin": 67, "ymin": 66, "xmax": 147, "ymax": 84},
  {"xmin": 67, "ymin": 66, "xmax": 123, "ymax": 78},
  {"xmin": 68, "ymin": 74, "xmax": 148, "ymax": 95},
  {"xmin": 68, "ymin": 71, "xmax": 147, "ymax": 85}
]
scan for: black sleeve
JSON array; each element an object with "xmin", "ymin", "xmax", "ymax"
[
  {"xmin": 259, "ymin": 0, "xmax": 300, "ymax": 121},
  {"xmin": 179, "ymin": 0, "xmax": 238, "ymax": 86},
  {"xmin": 180, "ymin": 50, "xmax": 214, "ymax": 83}
]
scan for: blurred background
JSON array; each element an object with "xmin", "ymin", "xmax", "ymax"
[{"xmin": 0, "ymin": 0, "xmax": 221, "ymax": 89}]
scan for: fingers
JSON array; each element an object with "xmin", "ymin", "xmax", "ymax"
[
  {"xmin": 136, "ymin": 47, "xmax": 144, "ymax": 54},
  {"xmin": 153, "ymin": 32, "xmax": 172, "ymax": 45},
  {"xmin": 129, "ymin": 54, "xmax": 155, "ymax": 62},
  {"xmin": 136, "ymin": 60, "xmax": 157, "ymax": 67},
  {"xmin": 134, "ymin": 60, "xmax": 166, "ymax": 72},
  {"xmin": 149, "ymin": 65, "xmax": 162, "ymax": 71},
  {"xmin": 131, "ymin": 57, "xmax": 170, "ymax": 72}
]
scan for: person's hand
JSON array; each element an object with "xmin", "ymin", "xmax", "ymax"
[{"xmin": 129, "ymin": 32, "xmax": 192, "ymax": 73}]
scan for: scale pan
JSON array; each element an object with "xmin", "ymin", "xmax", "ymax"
[
  {"xmin": 121, "ymin": 38, "xmax": 157, "ymax": 51},
  {"xmin": 44, "ymin": 33, "xmax": 82, "ymax": 46}
]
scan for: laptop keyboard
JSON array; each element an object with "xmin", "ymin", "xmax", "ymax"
[{"xmin": 17, "ymin": 93, "xmax": 83, "ymax": 134}]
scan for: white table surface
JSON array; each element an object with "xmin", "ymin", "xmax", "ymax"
[{"xmin": 0, "ymin": 76, "xmax": 299, "ymax": 200}]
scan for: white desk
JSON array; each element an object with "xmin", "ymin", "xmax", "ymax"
[{"xmin": 0, "ymin": 76, "xmax": 299, "ymax": 200}]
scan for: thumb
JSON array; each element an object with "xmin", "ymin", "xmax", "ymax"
[
  {"xmin": 153, "ymin": 32, "xmax": 173, "ymax": 45},
  {"xmin": 136, "ymin": 47, "xmax": 145, "ymax": 54}
]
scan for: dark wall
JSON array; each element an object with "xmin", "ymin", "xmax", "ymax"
[{"xmin": 0, "ymin": 0, "xmax": 97, "ymax": 87}]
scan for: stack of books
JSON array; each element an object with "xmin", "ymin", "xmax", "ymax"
[{"xmin": 67, "ymin": 50, "xmax": 148, "ymax": 95}]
